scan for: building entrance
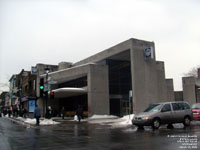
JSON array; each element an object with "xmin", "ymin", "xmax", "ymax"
[
  {"xmin": 110, "ymin": 98, "xmax": 132, "ymax": 117},
  {"xmin": 59, "ymin": 94, "xmax": 88, "ymax": 117}
]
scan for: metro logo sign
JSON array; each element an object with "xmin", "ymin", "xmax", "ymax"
[{"xmin": 144, "ymin": 47, "xmax": 154, "ymax": 60}]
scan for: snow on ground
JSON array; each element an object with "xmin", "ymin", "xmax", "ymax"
[
  {"xmin": 40, "ymin": 119, "xmax": 60, "ymax": 125},
  {"xmin": 2, "ymin": 113, "xmax": 134, "ymax": 127},
  {"xmin": 10, "ymin": 116, "xmax": 60, "ymax": 125},
  {"xmin": 89, "ymin": 115, "xmax": 119, "ymax": 119},
  {"xmin": 88, "ymin": 114, "xmax": 135, "ymax": 128},
  {"xmin": 23, "ymin": 118, "xmax": 60, "ymax": 125}
]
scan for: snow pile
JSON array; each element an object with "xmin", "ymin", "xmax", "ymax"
[
  {"xmin": 24, "ymin": 118, "xmax": 36, "ymax": 124},
  {"xmin": 40, "ymin": 119, "xmax": 60, "ymax": 125},
  {"xmin": 23, "ymin": 118, "xmax": 60, "ymax": 125},
  {"xmin": 89, "ymin": 115, "xmax": 118, "ymax": 119},
  {"xmin": 117, "ymin": 114, "xmax": 135, "ymax": 125},
  {"xmin": 74, "ymin": 115, "xmax": 78, "ymax": 121},
  {"xmin": 88, "ymin": 114, "xmax": 134, "ymax": 127}
]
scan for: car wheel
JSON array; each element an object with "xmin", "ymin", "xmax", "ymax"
[
  {"xmin": 183, "ymin": 116, "xmax": 191, "ymax": 126},
  {"xmin": 152, "ymin": 118, "xmax": 160, "ymax": 129}
]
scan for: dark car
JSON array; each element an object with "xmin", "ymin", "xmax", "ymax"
[
  {"xmin": 132, "ymin": 101, "xmax": 193, "ymax": 129},
  {"xmin": 191, "ymin": 103, "xmax": 200, "ymax": 120}
]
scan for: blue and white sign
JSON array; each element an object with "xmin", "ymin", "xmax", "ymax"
[
  {"xmin": 31, "ymin": 66, "xmax": 37, "ymax": 75},
  {"xmin": 44, "ymin": 84, "xmax": 51, "ymax": 92},
  {"xmin": 144, "ymin": 47, "xmax": 154, "ymax": 59},
  {"xmin": 29, "ymin": 100, "xmax": 35, "ymax": 112}
]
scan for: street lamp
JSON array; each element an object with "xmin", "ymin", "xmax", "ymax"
[{"xmin": 45, "ymin": 66, "xmax": 50, "ymax": 118}]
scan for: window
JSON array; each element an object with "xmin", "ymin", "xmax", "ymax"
[
  {"xmin": 177, "ymin": 103, "xmax": 184, "ymax": 110},
  {"xmin": 172, "ymin": 103, "xmax": 181, "ymax": 111},
  {"xmin": 162, "ymin": 104, "xmax": 171, "ymax": 112},
  {"xmin": 183, "ymin": 103, "xmax": 190, "ymax": 109},
  {"xmin": 172, "ymin": 102, "xmax": 190, "ymax": 110},
  {"xmin": 144, "ymin": 104, "xmax": 162, "ymax": 112}
]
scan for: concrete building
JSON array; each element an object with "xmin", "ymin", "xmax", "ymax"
[
  {"xmin": 174, "ymin": 68, "xmax": 200, "ymax": 105},
  {"xmin": 38, "ymin": 38, "xmax": 174, "ymax": 117},
  {"xmin": 182, "ymin": 76, "xmax": 200, "ymax": 105},
  {"xmin": 174, "ymin": 91, "xmax": 184, "ymax": 102}
]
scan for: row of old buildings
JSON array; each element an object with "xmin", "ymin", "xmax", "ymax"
[{"xmin": 0, "ymin": 38, "xmax": 200, "ymax": 118}]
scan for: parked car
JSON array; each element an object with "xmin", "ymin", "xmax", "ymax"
[
  {"xmin": 191, "ymin": 103, "xmax": 200, "ymax": 120},
  {"xmin": 132, "ymin": 101, "xmax": 193, "ymax": 129}
]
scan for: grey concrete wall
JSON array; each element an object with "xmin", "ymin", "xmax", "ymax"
[
  {"xmin": 130, "ymin": 40, "xmax": 159, "ymax": 113},
  {"xmin": 166, "ymin": 79, "xmax": 175, "ymax": 101},
  {"xmin": 88, "ymin": 64, "xmax": 109, "ymax": 116},
  {"xmin": 45, "ymin": 64, "xmax": 89, "ymax": 84},
  {"xmin": 58, "ymin": 62, "xmax": 72, "ymax": 70},
  {"xmin": 174, "ymin": 91, "xmax": 183, "ymax": 101},
  {"xmin": 183, "ymin": 76, "xmax": 196, "ymax": 105},
  {"xmin": 74, "ymin": 39, "xmax": 133, "ymax": 66},
  {"xmin": 41, "ymin": 63, "xmax": 109, "ymax": 116},
  {"xmin": 156, "ymin": 61, "xmax": 167, "ymax": 102}
]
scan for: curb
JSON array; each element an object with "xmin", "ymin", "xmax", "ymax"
[{"xmin": 5, "ymin": 117, "xmax": 38, "ymax": 129}]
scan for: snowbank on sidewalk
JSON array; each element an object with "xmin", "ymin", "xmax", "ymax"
[
  {"xmin": 22, "ymin": 118, "xmax": 60, "ymax": 125},
  {"xmin": 117, "ymin": 114, "xmax": 134, "ymax": 125},
  {"xmin": 88, "ymin": 114, "xmax": 134, "ymax": 127},
  {"xmin": 40, "ymin": 119, "xmax": 60, "ymax": 125},
  {"xmin": 89, "ymin": 115, "xmax": 118, "ymax": 119}
]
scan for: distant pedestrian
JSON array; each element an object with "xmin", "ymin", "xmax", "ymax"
[
  {"xmin": 3, "ymin": 108, "xmax": 7, "ymax": 116},
  {"xmin": 47, "ymin": 106, "xmax": 52, "ymax": 119},
  {"xmin": 61, "ymin": 107, "xmax": 65, "ymax": 120},
  {"xmin": 23, "ymin": 108, "xmax": 27, "ymax": 118},
  {"xmin": 34, "ymin": 104, "xmax": 41, "ymax": 126},
  {"xmin": 8, "ymin": 108, "xmax": 12, "ymax": 118},
  {"xmin": 76, "ymin": 105, "xmax": 83, "ymax": 123},
  {"xmin": 16, "ymin": 107, "xmax": 19, "ymax": 117}
]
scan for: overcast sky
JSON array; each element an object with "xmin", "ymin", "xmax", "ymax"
[{"xmin": 0, "ymin": 0, "xmax": 200, "ymax": 92}]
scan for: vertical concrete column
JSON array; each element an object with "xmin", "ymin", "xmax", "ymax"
[
  {"xmin": 130, "ymin": 40, "xmax": 158, "ymax": 113},
  {"xmin": 156, "ymin": 61, "xmax": 167, "ymax": 102},
  {"xmin": 183, "ymin": 76, "xmax": 196, "ymax": 105},
  {"xmin": 88, "ymin": 64, "xmax": 109, "ymax": 116},
  {"xmin": 166, "ymin": 79, "xmax": 175, "ymax": 101}
]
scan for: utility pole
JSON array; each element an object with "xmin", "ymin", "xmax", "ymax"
[{"xmin": 44, "ymin": 66, "xmax": 50, "ymax": 118}]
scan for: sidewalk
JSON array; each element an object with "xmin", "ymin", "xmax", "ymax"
[
  {"xmin": 3, "ymin": 116, "xmax": 60, "ymax": 128},
  {"xmin": 2, "ymin": 114, "xmax": 134, "ymax": 128}
]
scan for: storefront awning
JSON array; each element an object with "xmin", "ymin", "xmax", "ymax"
[{"xmin": 52, "ymin": 87, "xmax": 87, "ymax": 98}]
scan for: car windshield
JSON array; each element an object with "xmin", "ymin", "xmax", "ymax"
[
  {"xmin": 191, "ymin": 104, "xmax": 200, "ymax": 109},
  {"xmin": 144, "ymin": 104, "xmax": 163, "ymax": 112}
]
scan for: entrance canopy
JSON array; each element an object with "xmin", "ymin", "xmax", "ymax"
[{"xmin": 52, "ymin": 87, "xmax": 87, "ymax": 98}]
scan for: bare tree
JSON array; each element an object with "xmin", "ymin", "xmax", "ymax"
[{"xmin": 183, "ymin": 65, "xmax": 200, "ymax": 78}]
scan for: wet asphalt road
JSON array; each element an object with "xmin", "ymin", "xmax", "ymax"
[{"xmin": 0, "ymin": 118, "xmax": 200, "ymax": 150}]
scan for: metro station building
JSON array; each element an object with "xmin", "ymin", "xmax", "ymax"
[{"xmin": 38, "ymin": 38, "xmax": 174, "ymax": 117}]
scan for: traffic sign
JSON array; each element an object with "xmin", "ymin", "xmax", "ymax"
[{"xmin": 44, "ymin": 84, "xmax": 51, "ymax": 92}]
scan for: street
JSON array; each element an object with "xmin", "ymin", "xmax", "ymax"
[{"xmin": 0, "ymin": 117, "xmax": 200, "ymax": 150}]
